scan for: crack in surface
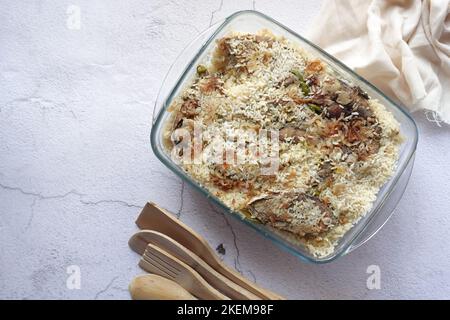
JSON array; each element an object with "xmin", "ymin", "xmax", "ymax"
[
  {"xmin": 0, "ymin": 182, "xmax": 142, "ymax": 212},
  {"xmin": 0, "ymin": 183, "xmax": 83, "ymax": 200},
  {"xmin": 69, "ymin": 109, "xmax": 77, "ymax": 119},
  {"xmin": 111, "ymin": 286, "xmax": 129, "ymax": 293},
  {"xmin": 176, "ymin": 180, "xmax": 185, "ymax": 219},
  {"xmin": 209, "ymin": 0, "xmax": 224, "ymax": 27},
  {"xmin": 208, "ymin": 203, "xmax": 242, "ymax": 274},
  {"xmin": 94, "ymin": 276, "xmax": 119, "ymax": 300},
  {"xmin": 80, "ymin": 199, "xmax": 142, "ymax": 209},
  {"xmin": 25, "ymin": 198, "xmax": 37, "ymax": 231},
  {"xmin": 247, "ymin": 269, "xmax": 257, "ymax": 283}
]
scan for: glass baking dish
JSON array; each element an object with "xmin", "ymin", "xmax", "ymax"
[{"xmin": 150, "ymin": 10, "xmax": 418, "ymax": 263}]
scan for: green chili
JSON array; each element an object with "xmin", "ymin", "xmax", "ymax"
[
  {"xmin": 290, "ymin": 69, "xmax": 310, "ymax": 96},
  {"xmin": 308, "ymin": 104, "xmax": 322, "ymax": 114}
]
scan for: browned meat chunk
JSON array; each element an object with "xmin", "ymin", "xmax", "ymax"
[
  {"xmin": 345, "ymin": 119, "xmax": 382, "ymax": 159},
  {"xmin": 247, "ymin": 192, "xmax": 335, "ymax": 236},
  {"xmin": 210, "ymin": 162, "xmax": 259, "ymax": 191},
  {"xmin": 325, "ymin": 102, "xmax": 345, "ymax": 119},
  {"xmin": 317, "ymin": 161, "xmax": 333, "ymax": 180},
  {"xmin": 180, "ymin": 99, "xmax": 199, "ymax": 118},
  {"xmin": 279, "ymin": 126, "xmax": 306, "ymax": 143},
  {"xmin": 200, "ymin": 76, "xmax": 223, "ymax": 94},
  {"xmin": 298, "ymin": 77, "xmax": 374, "ymax": 120}
]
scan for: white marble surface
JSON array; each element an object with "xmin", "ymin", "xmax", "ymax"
[{"xmin": 1, "ymin": 0, "xmax": 450, "ymax": 300}]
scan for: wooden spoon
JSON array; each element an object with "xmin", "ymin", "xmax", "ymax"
[
  {"xmin": 129, "ymin": 274, "xmax": 197, "ymax": 300},
  {"xmin": 135, "ymin": 202, "xmax": 284, "ymax": 300}
]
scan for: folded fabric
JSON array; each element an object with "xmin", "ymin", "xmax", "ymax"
[{"xmin": 307, "ymin": 0, "xmax": 450, "ymax": 124}]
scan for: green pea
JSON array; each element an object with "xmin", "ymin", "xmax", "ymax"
[{"xmin": 196, "ymin": 64, "xmax": 208, "ymax": 76}]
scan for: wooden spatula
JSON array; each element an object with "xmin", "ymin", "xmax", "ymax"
[{"xmin": 135, "ymin": 202, "xmax": 284, "ymax": 300}]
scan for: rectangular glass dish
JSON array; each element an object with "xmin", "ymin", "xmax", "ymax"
[{"xmin": 150, "ymin": 10, "xmax": 418, "ymax": 263}]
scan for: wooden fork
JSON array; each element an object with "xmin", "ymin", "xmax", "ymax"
[{"xmin": 139, "ymin": 244, "xmax": 230, "ymax": 300}]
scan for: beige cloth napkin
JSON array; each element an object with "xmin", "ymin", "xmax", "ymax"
[{"xmin": 307, "ymin": 0, "xmax": 450, "ymax": 124}]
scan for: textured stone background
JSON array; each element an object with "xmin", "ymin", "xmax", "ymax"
[{"xmin": 1, "ymin": 0, "xmax": 449, "ymax": 299}]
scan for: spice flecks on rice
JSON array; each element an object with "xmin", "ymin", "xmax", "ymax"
[{"xmin": 164, "ymin": 30, "xmax": 402, "ymax": 257}]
